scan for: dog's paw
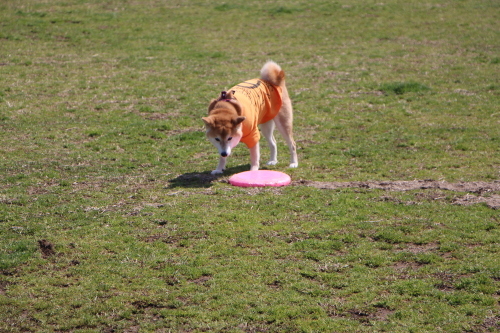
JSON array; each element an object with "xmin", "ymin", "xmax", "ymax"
[
  {"xmin": 211, "ymin": 169, "xmax": 224, "ymax": 175},
  {"xmin": 266, "ymin": 160, "xmax": 278, "ymax": 166},
  {"xmin": 289, "ymin": 163, "xmax": 298, "ymax": 168}
]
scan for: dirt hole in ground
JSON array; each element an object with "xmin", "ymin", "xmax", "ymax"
[{"xmin": 38, "ymin": 240, "xmax": 56, "ymax": 258}]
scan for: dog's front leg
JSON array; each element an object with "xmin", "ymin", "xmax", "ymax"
[
  {"xmin": 212, "ymin": 156, "xmax": 226, "ymax": 175},
  {"xmin": 249, "ymin": 143, "xmax": 260, "ymax": 171}
]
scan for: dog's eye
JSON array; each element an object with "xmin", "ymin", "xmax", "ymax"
[
  {"xmin": 228, "ymin": 137, "xmax": 232, "ymax": 141},
  {"xmin": 215, "ymin": 138, "xmax": 220, "ymax": 142}
]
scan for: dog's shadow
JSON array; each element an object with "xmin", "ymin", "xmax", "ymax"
[{"xmin": 167, "ymin": 165, "xmax": 250, "ymax": 189}]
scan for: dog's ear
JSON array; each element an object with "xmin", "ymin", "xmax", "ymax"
[
  {"xmin": 207, "ymin": 99, "xmax": 218, "ymax": 113},
  {"xmin": 232, "ymin": 116, "xmax": 246, "ymax": 126},
  {"xmin": 202, "ymin": 116, "xmax": 213, "ymax": 128}
]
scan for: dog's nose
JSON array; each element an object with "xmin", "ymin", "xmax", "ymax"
[{"xmin": 221, "ymin": 152, "xmax": 228, "ymax": 157}]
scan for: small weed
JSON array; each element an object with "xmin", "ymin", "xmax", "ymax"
[
  {"xmin": 379, "ymin": 82, "xmax": 431, "ymax": 95},
  {"xmin": 269, "ymin": 6, "xmax": 297, "ymax": 15},
  {"xmin": 87, "ymin": 131, "xmax": 101, "ymax": 137},
  {"xmin": 214, "ymin": 3, "xmax": 238, "ymax": 11}
]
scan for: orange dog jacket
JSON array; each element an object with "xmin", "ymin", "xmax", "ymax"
[{"xmin": 230, "ymin": 79, "xmax": 283, "ymax": 148}]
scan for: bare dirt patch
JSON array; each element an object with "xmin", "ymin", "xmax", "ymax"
[
  {"xmin": 295, "ymin": 180, "xmax": 500, "ymax": 209},
  {"xmin": 295, "ymin": 179, "xmax": 500, "ymax": 192},
  {"xmin": 451, "ymin": 194, "xmax": 500, "ymax": 210},
  {"xmin": 168, "ymin": 175, "xmax": 500, "ymax": 208},
  {"xmin": 326, "ymin": 306, "xmax": 394, "ymax": 324},
  {"xmin": 0, "ymin": 280, "xmax": 9, "ymax": 295},
  {"xmin": 480, "ymin": 316, "xmax": 500, "ymax": 332},
  {"xmin": 190, "ymin": 275, "xmax": 212, "ymax": 285}
]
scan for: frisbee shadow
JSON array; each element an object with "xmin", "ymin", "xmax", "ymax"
[{"xmin": 167, "ymin": 165, "xmax": 250, "ymax": 189}]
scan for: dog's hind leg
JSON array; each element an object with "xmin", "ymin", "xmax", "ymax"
[
  {"xmin": 261, "ymin": 120, "xmax": 278, "ymax": 165},
  {"xmin": 274, "ymin": 94, "xmax": 298, "ymax": 168}
]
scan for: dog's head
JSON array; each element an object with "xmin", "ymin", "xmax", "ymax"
[{"xmin": 202, "ymin": 113, "xmax": 245, "ymax": 157}]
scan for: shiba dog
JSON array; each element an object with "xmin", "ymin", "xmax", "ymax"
[{"xmin": 202, "ymin": 61, "xmax": 298, "ymax": 175}]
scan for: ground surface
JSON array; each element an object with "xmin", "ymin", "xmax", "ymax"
[{"xmin": 1, "ymin": 0, "xmax": 499, "ymax": 332}]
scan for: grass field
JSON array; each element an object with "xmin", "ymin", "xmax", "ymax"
[{"xmin": 1, "ymin": 0, "xmax": 499, "ymax": 332}]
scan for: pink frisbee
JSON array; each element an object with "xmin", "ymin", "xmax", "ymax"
[{"xmin": 229, "ymin": 170, "xmax": 291, "ymax": 187}]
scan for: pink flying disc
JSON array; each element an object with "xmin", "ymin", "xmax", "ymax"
[{"xmin": 229, "ymin": 170, "xmax": 291, "ymax": 187}]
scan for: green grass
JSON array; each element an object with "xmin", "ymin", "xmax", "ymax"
[{"xmin": 1, "ymin": 0, "xmax": 499, "ymax": 332}]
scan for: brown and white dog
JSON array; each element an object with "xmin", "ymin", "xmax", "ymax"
[{"xmin": 202, "ymin": 61, "xmax": 298, "ymax": 174}]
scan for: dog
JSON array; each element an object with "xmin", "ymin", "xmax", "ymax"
[{"xmin": 202, "ymin": 61, "xmax": 298, "ymax": 175}]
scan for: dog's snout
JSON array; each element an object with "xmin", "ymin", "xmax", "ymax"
[{"xmin": 221, "ymin": 152, "xmax": 228, "ymax": 157}]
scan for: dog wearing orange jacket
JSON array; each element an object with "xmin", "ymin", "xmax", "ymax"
[{"xmin": 202, "ymin": 61, "xmax": 298, "ymax": 174}]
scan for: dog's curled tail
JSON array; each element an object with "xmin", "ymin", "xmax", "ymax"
[{"xmin": 260, "ymin": 61, "xmax": 285, "ymax": 87}]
